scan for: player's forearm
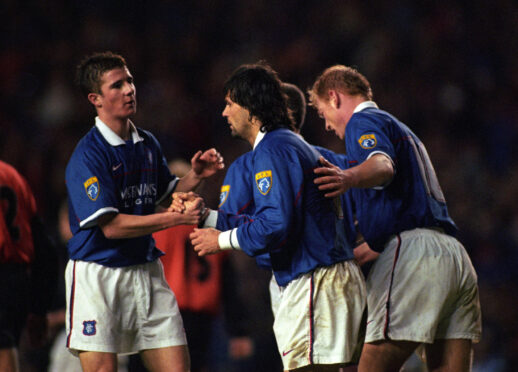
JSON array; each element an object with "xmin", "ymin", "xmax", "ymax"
[
  {"xmin": 346, "ymin": 154, "xmax": 394, "ymax": 189},
  {"xmin": 175, "ymin": 169, "xmax": 203, "ymax": 192},
  {"xmin": 99, "ymin": 212, "xmax": 191, "ymax": 239}
]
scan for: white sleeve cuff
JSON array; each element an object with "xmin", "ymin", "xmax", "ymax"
[
  {"xmin": 218, "ymin": 228, "xmax": 241, "ymax": 250},
  {"xmin": 367, "ymin": 151, "xmax": 395, "ymax": 190},
  {"xmin": 202, "ymin": 209, "xmax": 218, "ymax": 228}
]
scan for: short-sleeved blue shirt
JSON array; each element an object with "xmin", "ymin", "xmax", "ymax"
[
  {"xmin": 345, "ymin": 102, "xmax": 457, "ymax": 251},
  {"xmin": 65, "ymin": 117, "xmax": 178, "ymax": 266}
]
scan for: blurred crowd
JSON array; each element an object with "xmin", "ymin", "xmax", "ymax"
[{"xmin": 1, "ymin": 0, "xmax": 518, "ymax": 371}]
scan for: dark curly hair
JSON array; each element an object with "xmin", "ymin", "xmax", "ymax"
[
  {"xmin": 223, "ymin": 62, "xmax": 294, "ymax": 133},
  {"xmin": 75, "ymin": 51, "xmax": 127, "ymax": 97}
]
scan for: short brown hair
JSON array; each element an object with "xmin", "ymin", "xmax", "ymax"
[
  {"xmin": 308, "ymin": 65, "xmax": 373, "ymax": 106},
  {"xmin": 75, "ymin": 51, "xmax": 127, "ymax": 97}
]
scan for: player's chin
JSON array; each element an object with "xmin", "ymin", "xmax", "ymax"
[{"xmin": 124, "ymin": 104, "xmax": 137, "ymax": 115}]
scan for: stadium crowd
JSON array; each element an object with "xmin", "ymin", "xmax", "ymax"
[{"xmin": 1, "ymin": 0, "xmax": 517, "ymax": 371}]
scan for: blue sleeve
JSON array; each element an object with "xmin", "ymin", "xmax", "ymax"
[
  {"xmin": 235, "ymin": 148, "xmax": 300, "ymax": 256},
  {"xmin": 346, "ymin": 113, "xmax": 395, "ymax": 164},
  {"xmin": 65, "ymin": 147, "xmax": 118, "ymax": 228},
  {"xmin": 216, "ymin": 154, "xmax": 256, "ymax": 231},
  {"xmin": 317, "ymin": 147, "xmax": 348, "ymax": 170}
]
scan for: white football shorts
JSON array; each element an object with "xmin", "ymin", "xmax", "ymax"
[
  {"xmin": 270, "ymin": 260, "xmax": 367, "ymax": 370},
  {"xmin": 65, "ymin": 259, "xmax": 187, "ymax": 355},
  {"xmin": 365, "ymin": 228, "xmax": 482, "ymax": 344}
]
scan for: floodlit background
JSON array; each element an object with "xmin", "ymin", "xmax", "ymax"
[{"xmin": 1, "ymin": 1, "xmax": 517, "ymax": 371}]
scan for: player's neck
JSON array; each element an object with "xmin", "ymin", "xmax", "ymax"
[
  {"xmin": 98, "ymin": 114, "xmax": 132, "ymax": 140},
  {"xmin": 246, "ymin": 119, "xmax": 262, "ymax": 147}
]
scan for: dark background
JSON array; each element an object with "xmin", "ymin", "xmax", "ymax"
[{"xmin": 1, "ymin": 0, "xmax": 517, "ymax": 371}]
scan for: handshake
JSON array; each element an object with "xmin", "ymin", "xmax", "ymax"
[
  {"xmin": 171, "ymin": 192, "xmax": 222, "ymax": 256},
  {"xmin": 169, "ymin": 192, "xmax": 209, "ymax": 224}
]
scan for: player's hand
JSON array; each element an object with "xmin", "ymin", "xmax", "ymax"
[
  {"xmin": 190, "ymin": 227, "xmax": 221, "ymax": 256},
  {"xmin": 169, "ymin": 210, "xmax": 200, "ymax": 226},
  {"xmin": 314, "ymin": 156, "xmax": 353, "ymax": 197},
  {"xmin": 191, "ymin": 148, "xmax": 225, "ymax": 179},
  {"xmin": 353, "ymin": 242, "xmax": 380, "ymax": 266},
  {"xmin": 171, "ymin": 192, "xmax": 205, "ymax": 215},
  {"xmin": 170, "ymin": 192, "xmax": 188, "ymax": 213}
]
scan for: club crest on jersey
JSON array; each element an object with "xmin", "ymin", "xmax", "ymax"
[
  {"xmin": 358, "ymin": 134, "xmax": 377, "ymax": 149},
  {"xmin": 255, "ymin": 170, "xmax": 272, "ymax": 195},
  {"xmin": 219, "ymin": 185, "xmax": 230, "ymax": 207},
  {"xmin": 84, "ymin": 177, "xmax": 100, "ymax": 201},
  {"xmin": 82, "ymin": 320, "xmax": 97, "ymax": 336}
]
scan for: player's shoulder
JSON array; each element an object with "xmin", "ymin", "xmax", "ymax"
[
  {"xmin": 0, "ymin": 160, "xmax": 25, "ymax": 188},
  {"xmin": 0, "ymin": 160, "xmax": 18, "ymax": 178},
  {"xmin": 312, "ymin": 145, "xmax": 347, "ymax": 169},
  {"xmin": 233, "ymin": 151, "xmax": 253, "ymax": 164},
  {"xmin": 66, "ymin": 128, "xmax": 109, "ymax": 169},
  {"xmin": 225, "ymin": 152, "xmax": 252, "ymax": 179},
  {"xmin": 136, "ymin": 126, "xmax": 156, "ymax": 141},
  {"xmin": 352, "ymin": 107, "xmax": 401, "ymax": 129},
  {"xmin": 261, "ymin": 129, "xmax": 308, "ymax": 153}
]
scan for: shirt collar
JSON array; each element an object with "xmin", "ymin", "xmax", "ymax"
[
  {"xmin": 95, "ymin": 117, "xmax": 144, "ymax": 146},
  {"xmin": 353, "ymin": 101, "xmax": 378, "ymax": 113},
  {"xmin": 253, "ymin": 130, "xmax": 266, "ymax": 150}
]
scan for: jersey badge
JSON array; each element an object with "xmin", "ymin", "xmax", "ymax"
[
  {"xmin": 84, "ymin": 176, "xmax": 100, "ymax": 201},
  {"xmin": 82, "ymin": 320, "xmax": 97, "ymax": 336},
  {"xmin": 358, "ymin": 134, "xmax": 377, "ymax": 149},
  {"xmin": 219, "ymin": 185, "xmax": 230, "ymax": 207},
  {"xmin": 255, "ymin": 170, "xmax": 272, "ymax": 195}
]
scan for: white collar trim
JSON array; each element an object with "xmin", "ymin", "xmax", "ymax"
[
  {"xmin": 353, "ymin": 101, "xmax": 378, "ymax": 113},
  {"xmin": 253, "ymin": 130, "xmax": 266, "ymax": 150},
  {"xmin": 95, "ymin": 117, "xmax": 144, "ymax": 146}
]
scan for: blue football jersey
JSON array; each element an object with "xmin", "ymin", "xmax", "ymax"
[
  {"xmin": 313, "ymin": 146, "xmax": 358, "ymax": 246},
  {"xmin": 345, "ymin": 103, "xmax": 457, "ymax": 251},
  {"xmin": 65, "ymin": 119, "xmax": 178, "ymax": 266},
  {"xmin": 217, "ymin": 152, "xmax": 271, "ymax": 269},
  {"xmin": 217, "ymin": 129, "xmax": 355, "ymax": 286}
]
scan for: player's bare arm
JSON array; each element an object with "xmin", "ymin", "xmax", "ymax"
[
  {"xmin": 176, "ymin": 148, "xmax": 225, "ymax": 192},
  {"xmin": 353, "ymin": 242, "xmax": 380, "ymax": 266},
  {"xmin": 314, "ymin": 154, "xmax": 394, "ymax": 197},
  {"xmin": 190, "ymin": 227, "xmax": 221, "ymax": 256},
  {"xmin": 98, "ymin": 211, "xmax": 200, "ymax": 239}
]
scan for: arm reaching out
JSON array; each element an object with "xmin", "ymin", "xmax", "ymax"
[
  {"xmin": 176, "ymin": 148, "xmax": 225, "ymax": 192},
  {"xmin": 314, "ymin": 154, "xmax": 394, "ymax": 198},
  {"xmin": 98, "ymin": 210, "xmax": 201, "ymax": 239}
]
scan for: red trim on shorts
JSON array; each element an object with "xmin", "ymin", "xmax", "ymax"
[
  {"xmin": 66, "ymin": 261, "xmax": 77, "ymax": 347},
  {"xmin": 383, "ymin": 234, "xmax": 402, "ymax": 339},
  {"xmin": 308, "ymin": 272, "xmax": 315, "ymax": 364}
]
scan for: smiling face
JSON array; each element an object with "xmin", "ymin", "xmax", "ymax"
[
  {"xmin": 222, "ymin": 93, "xmax": 256, "ymax": 143},
  {"xmin": 89, "ymin": 67, "xmax": 136, "ymax": 123}
]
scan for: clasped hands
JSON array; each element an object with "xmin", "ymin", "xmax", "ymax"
[
  {"xmin": 170, "ymin": 192, "xmax": 221, "ymax": 256},
  {"xmin": 169, "ymin": 191, "xmax": 207, "ymax": 220}
]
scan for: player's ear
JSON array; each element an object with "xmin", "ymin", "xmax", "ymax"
[
  {"xmin": 328, "ymin": 90, "xmax": 340, "ymax": 109},
  {"xmin": 88, "ymin": 93, "xmax": 102, "ymax": 108}
]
